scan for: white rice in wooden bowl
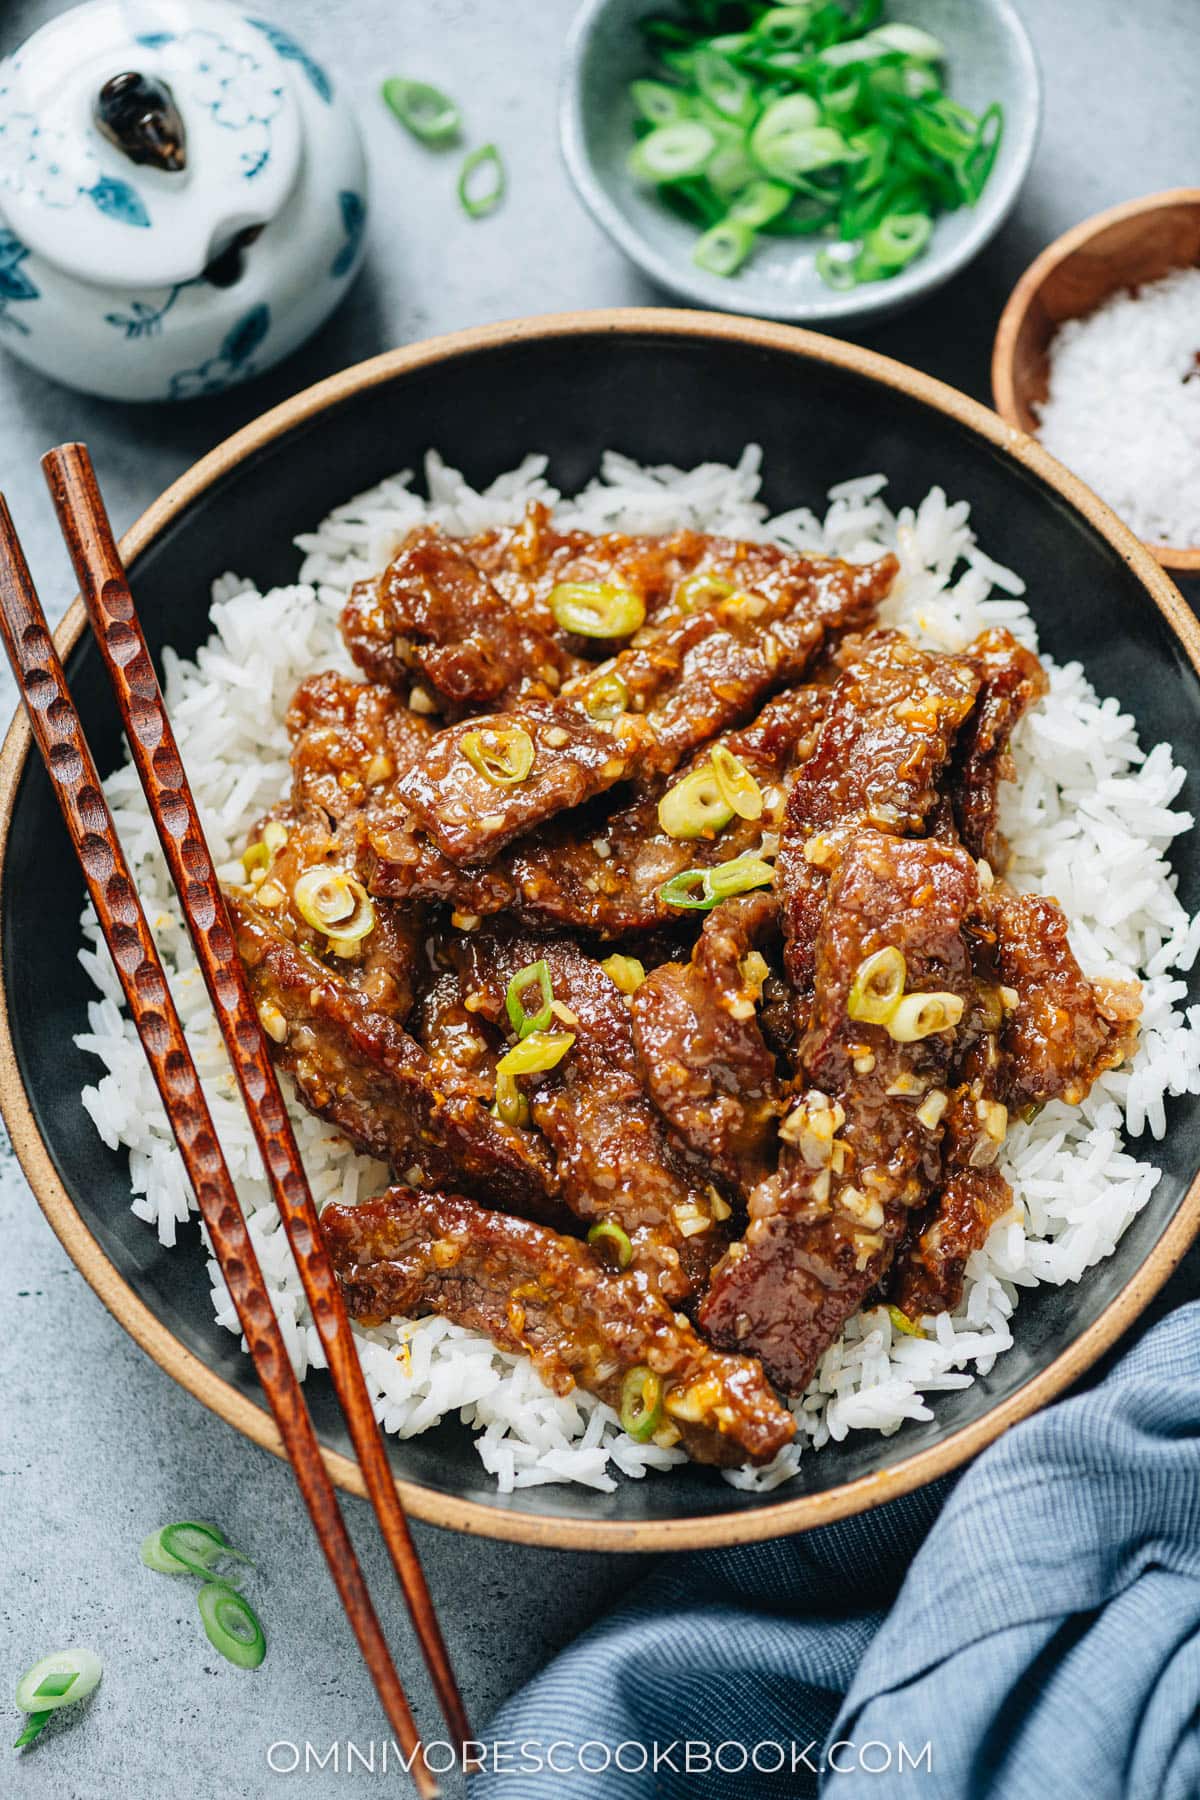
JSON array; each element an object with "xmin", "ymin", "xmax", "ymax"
[{"xmin": 73, "ymin": 448, "xmax": 1200, "ymax": 1493}]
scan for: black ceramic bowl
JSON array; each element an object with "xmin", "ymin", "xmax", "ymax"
[{"xmin": 3, "ymin": 311, "xmax": 1198, "ymax": 1550}]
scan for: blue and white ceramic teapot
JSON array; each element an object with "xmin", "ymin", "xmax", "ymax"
[{"xmin": 0, "ymin": 0, "xmax": 368, "ymax": 401}]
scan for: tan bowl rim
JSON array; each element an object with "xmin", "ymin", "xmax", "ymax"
[
  {"xmin": 991, "ymin": 187, "xmax": 1200, "ymax": 573},
  {"xmin": 3, "ymin": 307, "xmax": 1199, "ymax": 1552}
]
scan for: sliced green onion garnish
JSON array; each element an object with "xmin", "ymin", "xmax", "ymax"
[
  {"xmin": 867, "ymin": 209, "xmax": 932, "ymax": 269},
  {"xmin": 693, "ymin": 219, "xmax": 756, "ymax": 276},
  {"xmin": 619, "ymin": 1365, "xmax": 663, "ymax": 1441},
  {"xmin": 600, "ymin": 953, "xmax": 646, "ymax": 995},
  {"xmin": 505, "ymin": 960, "xmax": 554, "ymax": 1039},
  {"xmin": 492, "ymin": 1068, "xmax": 530, "ymax": 1129},
  {"xmin": 496, "ymin": 1030, "xmax": 575, "ymax": 1077},
  {"xmin": 727, "ymin": 178, "xmax": 792, "ymax": 229},
  {"xmin": 197, "ymin": 1582, "xmax": 266, "ymax": 1669},
  {"xmin": 15, "ymin": 1650, "xmax": 103, "ymax": 1717},
  {"xmin": 550, "ymin": 581, "xmax": 646, "ymax": 639},
  {"xmin": 847, "ymin": 946, "xmax": 906, "ymax": 1024},
  {"xmin": 705, "ymin": 854, "xmax": 775, "ymax": 902},
  {"xmin": 458, "ymin": 143, "xmax": 505, "ymax": 219},
  {"xmin": 142, "ymin": 1521, "xmax": 252, "ymax": 1580},
  {"xmin": 624, "ymin": 3, "xmax": 1002, "ymax": 289},
  {"xmin": 630, "ymin": 79, "xmax": 691, "ymax": 127},
  {"xmin": 588, "ymin": 1219, "xmax": 634, "ymax": 1270},
  {"xmin": 14, "ymin": 1712, "xmax": 53, "ymax": 1750},
  {"xmin": 658, "ymin": 765, "xmax": 734, "ymax": 840},
  {"xmin": 886, "ymin": 990, "xmax": 964, "ymax": 1042},
  {"xmin": 710, "ymin": 745, "xmax": 764, "ymax": 821},
  {"xmin": 583, "ymin": 669, "xmax": 629, "ymax": 721},
  {"xmin": 693, "ymin": 49, "xmax": 755, "ymax": 125},
  {"xmin": 658, "ymin": 867, "xmax": 713, "ymax": 910},
  {"xmin": 675, "ymin": 569, "xmax": 735, "ymax": 612},
  {"xmin": 628, "ymin": 121, "xmax": 716, "ymax": 184},
  {"xmin": 754, "ymin": 5, "xmax": 822, "ymax": 51},
  {"xmin": 381, "ymin": 77, "xmax": 461, "ymax": 146},
  {"xmin": 869, "ymin": 22, "xmax": 945, "ymax": 60},
  {"xmin": 887, "ymin": 1304, "xmax": 922, "ymax": 1337},
  {"xmin": 460, "ymin": 724, "xmax": 535, "ymax": 786}
]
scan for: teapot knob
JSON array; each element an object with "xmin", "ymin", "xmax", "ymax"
[{"xmin": 94, "ymin": 71, "xmax": 187, "ymax": 172}]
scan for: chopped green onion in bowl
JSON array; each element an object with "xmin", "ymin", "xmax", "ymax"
[{"xmin": 623, "ymin": 0, "xmax": 1004, "ymax": 290}]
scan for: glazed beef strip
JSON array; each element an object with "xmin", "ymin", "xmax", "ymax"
[
  {"xmin": 366, "ymin": 683, "xmax": 828, "ymax": 932},
  {"xmin": 230, "ymin": 895, "xmax": 561, "ymax": 1223},
  {"xmin": 503, "ymin": 684, "xmax": 829, "ymax": 938},
  {"xmin": 986, "ymin": 886, "xmax": 1140, "ymax": 1108},
  {"xmin": 287, "ymin": 669, "xmax": 434, "ymax": 824},
  {"xmin": 889, "ymin": 874, "xmax": 1140, "ymax": 1317},
  {"xmin": 631, "ymin": 893, "xmax": 786, "ymax": 1195},
  {"xmin": 888, "ymin": 1079, "xmax": 1013, "ymax": 1320},
  {"xmin": 399, "ymin": 550, "xmax": 896, "ymax": 865},
  {"xmin": 242, "ymin": 804, "xmax": 423, "ymax": 1021},
  {"xmin": 321, "ymin": 1188, "xmax": 796, "ymax": 1468},
  {"xmin": 699, "ymin": 830, "xmax": 978, "ymax": 1392},
  {"xmin": 776, "ymin": 631, "xmax": 980, "ymax": 1008},
  {"xmin": 447, "ymin": 928, "xmax": 729, "ymax": 1302},
  {"xmin": 946, "ymin": 629, "xmax": 1048, "ymax": 868},
  {"xmin": 342, "ymin": 525, "xmax": 581, "ymax": 711}
]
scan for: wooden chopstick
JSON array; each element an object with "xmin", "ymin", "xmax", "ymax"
[
  {"xmin": 0, "ymin": 493, "xmax": 443, "ymax": 1800},
  {"xmin": 36, "ymin": 444, "xmax": 471, "ymax": 1765}
]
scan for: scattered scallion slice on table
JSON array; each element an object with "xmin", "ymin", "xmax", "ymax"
[
  {"xmin": 141, "ymin": 1521, "xmax": 266, "ymax": 1670},
  {"xmin": 381, "ymin": 77, "xmax": 461, "ymax": 146},
  {"xmin": 141, "ymin": 1519, "xmax": 252, "ymax": 1579},
  {"xmin": 627, "ymin": 0, "xmax": 1004, "ymax": 289},
  {"xmin": 458, "ymin": 143, "xmax": 506, "ymax": 218},
  {"xmin": 13, "ymin": 1649, "xmax": 103, "ymax": 1750},
  {"xmin": 197, "ymin": 1583, "xmax": 266, "ymax": 1670}
]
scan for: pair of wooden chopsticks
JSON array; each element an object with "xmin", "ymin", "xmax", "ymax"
[{"xmin": 0, "ymin": 446, "xmax": 469, "ymax": 1800}]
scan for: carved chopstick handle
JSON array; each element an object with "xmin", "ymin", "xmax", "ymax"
[
  {"xmin": 0, "ymin": 490, "xmax": 439, "ymax": 1799},
  {"xmin": 42, "ymin": 443, "xmax": 469, "ymax": 1759}
]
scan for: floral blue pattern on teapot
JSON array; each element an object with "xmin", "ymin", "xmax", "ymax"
[{"xmin": 0, "ymin": 1, "xmax": 368, "ymax": 402}]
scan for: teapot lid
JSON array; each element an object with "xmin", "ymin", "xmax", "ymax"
[{"xmin": 0, "ymin": 0, "xmax": 303, "ymax": 289}]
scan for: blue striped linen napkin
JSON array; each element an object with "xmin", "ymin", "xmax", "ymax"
[{"xmin": 468, "ymin": 1299, "xmax": 1200, "ymax": 1799}]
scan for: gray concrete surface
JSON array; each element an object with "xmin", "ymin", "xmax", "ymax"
[{"xmin": 1, "ymin": 2, "xmax": 1197, "ymax": 1796}]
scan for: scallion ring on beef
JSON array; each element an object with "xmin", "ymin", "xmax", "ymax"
[
  {"xmin": 491, "ymin": 1069, "xmax": 530, "ymax": 1128},
  {"xmin": 619, "ymin": 1365, "xmax": 664, "ymax": 1441},
  {"xmin": 293, "ymin": 868, "xmax": 376, "ymax": 954},
  {"xmin": 549, "ymin": 581, "xmax": 646, "ymax": 639},
  {"xmin": 658, "ymin": 867, "xmax": 715, "ymax": 910},
  {"xmin": 886, "ymin": 990, "xmax": 965, "ymax": 1042},
  {"xmin": 847, "ymin": 946, "xmax": 907, "ymax": 1024},
  {"xmin": 496, "ymin": 1029, "xmax": 576, "ymax": 1076},
  {"xmin": 705, "ymin": 853, "xmax": 775, "ymax": 902},
  {"xmin": 657, "ymin": 764, "xmax": 735, "ymax": 839},
  {"xmin": 600, "ymin": 953, "xmax": 646, "ymax": 995},
  {"xmin": 460, "ymin": 724, "xmax": 535, "ymax": 786},
  {"xmin": 710, "ymin": 745, "xmax": 764, "ymax": 820},
  {"xmin": 505, "ymin": 959, "xmax": 554, "ymax": 1039},
  {"xmin": 674, "ymin": 570, "xmax": 736, "ymax": 612},
  {"xmin": 659, "ymin": 852, "xmax": 775, "ymax": 911},
  {"xmin": 587, "ymin": 1219, "xmax": 634, "ymax": 1270},
  {"xmin": 583, "ymin": 669, "xmax": 629, "ymax": 721}
]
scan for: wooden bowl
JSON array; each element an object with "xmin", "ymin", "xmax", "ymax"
[
  {"xmin": 4, "ymin": 311, "xmax": 1200, "ymax": 1549},
  {"xmin": 992, "ymin": 188, "xmax": 1200, "ymax": 574}
]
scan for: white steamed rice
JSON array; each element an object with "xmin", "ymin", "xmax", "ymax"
[{"xmin": 74, "ymin": 447, "xmax": 1200, "ymax": 1494}]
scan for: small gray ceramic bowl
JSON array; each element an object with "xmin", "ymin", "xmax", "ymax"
[{"xmin": 561, "ymin": 0, "xmax": 1041, "ymax": 325}]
